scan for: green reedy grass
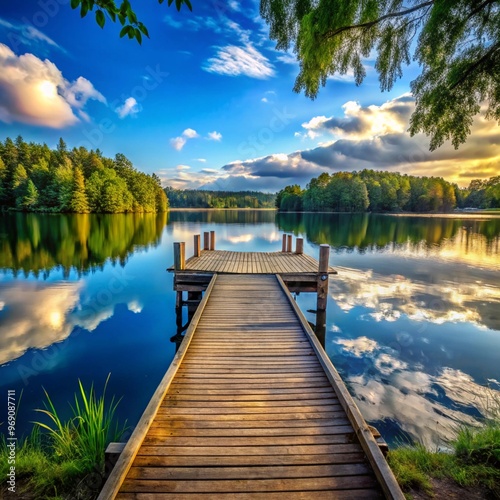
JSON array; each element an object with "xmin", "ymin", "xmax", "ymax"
[
  {"xmin": 388, "ymin": 421, "xmax": 500, "ymax": 498},
  {"xmin": 1, "ymin": 375, "xmax": 127, "ymax": 499},
  {"xmin": 34, "ymin": 374, "xmax": 127, "ymax": 470}
]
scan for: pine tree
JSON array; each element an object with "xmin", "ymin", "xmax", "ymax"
[
  {"xmin": 22, "ymin": 179, "xmax": 39, "ymax": 210},
  {"xmin": 69, "ymin": 167, "xmax": 90, "ymax": 213},
  {"xmin": 12, "ymin": 164, "xmax": 28, "ymax": 209}
]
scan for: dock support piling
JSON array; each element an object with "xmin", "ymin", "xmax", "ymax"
[
  {"xmin": 173, "ymin": 242, "xmax": 185, "ymax": 271},
  {"xmin": 286, "ymin": 234, "xmax": 292, "ymax": 252},
  {"xmin": 203, "ymin": 232, "xmax": 209, "ymax": 251},
  {"xmin": 210, "ymin": 231, "xmax": 215, "ymax": 251},
  {"xmin": 296, "ymin": 237, "xmax": 304, "ymax": 254},
  {"xmin": 317, "ymin": 244, "xmax": 330, "ymax": 311},
  {"xmin": 193, "ymin": 235, "xmax": 201, "ymax": 257},
  {"xmin": 282, "ymin": 234, "xmax": 287, "ymax": 252}
]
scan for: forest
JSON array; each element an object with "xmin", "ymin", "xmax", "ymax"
[
  {"xmin": 276, "ymin": 171, "xmax": 500, "ymax": 212},
  {"xmin": 165, "ymin": 187, "xmax": 276, "ymax": 208},
  {"xmin": 0, "ymin": 137, "xmax": 168, "ymax": 213}
]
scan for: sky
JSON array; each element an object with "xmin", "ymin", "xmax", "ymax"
[{"xmin": 0, "ymin": 0, "xmax": 498, "ymax": 192}]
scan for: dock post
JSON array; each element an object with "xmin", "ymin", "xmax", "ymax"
[
  {"xmin": 282, "ymin": 234, "xmax": 287, "ymax": 252},
  {"xmin": 194, "ymin": 234, "xmax": 201, "ymax": 257},
  {"xmin": 203, "ymin": 232, "xmax": 210, "ymax": 250},
  {"xmin": 317, "ymin": 244, "xmax": 330, "ymax": 311},
  {"xmin": 210, "ymin": 231, "xmax": 215, "ymax": 251},
  {"xmin": 296, "ymin": 237, "xmax": 303, "ymax": 254},
  {"xmin": 286, "ymin": 234, "xmax": 292, "ymax": 252},
  {"xmin": 174, "ymin": 242, "xmax": 185, "ymax": 270}
]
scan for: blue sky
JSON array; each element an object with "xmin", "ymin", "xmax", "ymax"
[{"xmin": 0, "ymin": 0, "xmax": 498, "ymax": 191}]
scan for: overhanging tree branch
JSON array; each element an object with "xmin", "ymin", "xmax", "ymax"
[{"xmin": 323, "ymin": 1, "xmax": 434, "ymax": 40}]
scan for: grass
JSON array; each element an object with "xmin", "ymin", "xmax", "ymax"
[
  {"xmin": 388, "ymin": 423, "xmax": 500, "ymax": 498},
  {"xmin": 0, "ymin": 375, "xmax": 127, "ymax": 499}
]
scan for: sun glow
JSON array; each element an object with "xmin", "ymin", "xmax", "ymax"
[{"xmin": 38, "ymin": 80, "xmax": 57, "ymax": 99}]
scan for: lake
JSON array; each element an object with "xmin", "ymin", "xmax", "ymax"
[{"xmin": 1, "ymin": 210, "xmax": 499, "ymax": 449}]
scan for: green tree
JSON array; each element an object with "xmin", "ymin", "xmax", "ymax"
[
  {"xmin": 12, "ymin": 164, "xmax": 28, "ymax": 209},
  {"xmin": 21, "ymin": 179, "xmax": 39, "ymax": 210},
  {"xmin": 69, "ymin": 168, "xmax": 90, "ymax": 213},
  {"xmin": 260, "ymin": 0, "xmax": 500, "ymax": 150},
  {"xmin": 0, "ymin": 157, "xmax": 7, "ymax": 206}
]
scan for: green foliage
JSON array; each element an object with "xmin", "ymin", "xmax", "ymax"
[
  {"xmin": 388, "ymin": 421, "xmax": 500, "ymax": 497},
  {"xmin": 261, "ymin": 0, "xmax": 500, "ymax": 150},
  {"xmin": 34, "ymin": 375, "xmax": 128, "ymax": 470},
  {"xmin": 69, "ymin": 0, "xmax": 191, "ymax": 44},
  {"xmin": 0, "ymin": 378, "xmax": 127, "ymax": 498},
  {"xmin": 0, "ymin": 136, "xmax": 168, "ymax": 214},
  {"xmin": 277, "ymin": 169, "xmax": 498, "ymax": 213},
  {"xmin": 165, "ymin": 188, "xmax": 276, "ymax": 209},
  {"xmin": 276, "ymin": 184, "xmax": 304, "ymax": 211}
]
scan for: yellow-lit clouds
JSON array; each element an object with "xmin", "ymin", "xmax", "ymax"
[
  {"xmin": 0, "ymin": 44, "xmax": 105, "ymax": 128},
  {"xmin": 221, "ymin": 94, "xmax": 500, "ymax": 188}
]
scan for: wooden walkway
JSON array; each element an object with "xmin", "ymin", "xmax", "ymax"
[
  {"xmin": 179, "ymin": 250, "xmax": 336, "ymax": 275},
  {"xmin": 99, "ymin": 274, "xmax": 403, "ymax": 499}
]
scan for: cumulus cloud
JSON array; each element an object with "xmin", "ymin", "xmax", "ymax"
[
  {"xmin": 204, "ymin": 43, "xmax": 275, "ymax": 79},
  {"xmin": 0, "ymin": 44, "xmax": 105, "ymax": 128},
  {"xmin": 116, "ymin": 97, "xmax": 141, "ymax": 118},
  {"xmin": 207, "ymin": 131, "xmax": 222, "ymax": 141},
  {"xmin": 301, "ymin": 94, "xmax": 413, "ymax": 140},
  {"xmin": 183, "ymin": 127, "xmax": 199, "ymax": 138},
  {"xmin": 170, "ymin": 128, "xmax": 199, "ymax": 150},
  {"xmin": 218, "ymin": 94, "xmax": 500, "ymax": 188}
]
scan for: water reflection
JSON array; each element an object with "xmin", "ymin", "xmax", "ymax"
[
  {"xmin": 277, "ymin": 213, "xmax": 500, "ymax": 264},
  {"xmin": 0, "ymin": 211, "xmax": 499, "ymax": 451},
  {"xmin": 321, "ymin": 263, "xmax": 500, "ymax": 447},
  {"xmin": 0, "ymin": 212, "xmax": 167, "ymax": 277}
]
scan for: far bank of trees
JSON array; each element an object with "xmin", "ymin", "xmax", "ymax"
[
  {"xmin": 165, "ymin": 188, "xmax": 275, "ymax": 208},
  {"xmin": 0, "ymin": 137, "xmax": 168, "ymax": 213},
  {"xmin": 276, "ymin": 171, "xmax": 500, "ymax": 213}
]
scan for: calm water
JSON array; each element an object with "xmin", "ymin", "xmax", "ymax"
[{"xmin": 0, "ymin": 211, "xmax": 499, "ymax": 448}]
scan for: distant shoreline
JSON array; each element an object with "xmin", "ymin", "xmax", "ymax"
[
  {"xmin": 169, "ymin": 208, "xmax": 277, "ymax": 211},
  {"xmin": 169, "ymin": 208, "xmax": 500, "ymax": 218}
]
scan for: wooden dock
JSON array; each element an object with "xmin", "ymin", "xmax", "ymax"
[{"xmin": 98, "ymin": 234, "xmax": 404, "ymax": 499}]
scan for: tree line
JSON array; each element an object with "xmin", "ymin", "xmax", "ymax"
[
  {"xmin": 165, "ymin": 187, "xmax": 276, "ymax": 209},
  {"xmin": 0, "ymin": 137, "xmax": 168, "ymax": 213},
  {"xmin": 276, "ymin": 170, "xmax": 500, "ymax": 212}
]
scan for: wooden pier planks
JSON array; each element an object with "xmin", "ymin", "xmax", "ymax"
[
  {"xmin": 182, "ymin": 250, "xmax": 336, "ymax": 274},
  {"xmin": 100, "ymin": 274, "xmax": 403, "ymax": 500}
]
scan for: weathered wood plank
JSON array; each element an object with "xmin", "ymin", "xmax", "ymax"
[
  {"xmin": 127, "ymin": 463, "xmax": 371, "ymax": 480},
  {"xmin": 117, "ymin": 490, "xmax": 381, "ymax": 500},
  {"xmin": 120, "ymin": 475, "xmax": 379, "ymax": 493}
]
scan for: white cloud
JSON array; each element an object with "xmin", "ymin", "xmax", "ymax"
[
  {"xmin": 116, "ymin": 97, "xmax": 141, "ymax": 118},
  {"xmin": 176, "ymin": 164, "xmax": 191, "ymax": 171},
  {"xmin": 207, "ymin": 131, "xmax": 222, "ymax": 141},
  {"xmin": 170, "ymin": 136, "xmax": 186, "ymax": 151},
  {"xmin": 204, "ymin": 44, "xmax": 275, "ymax": 79},
  {"xmin": 0, "ymin": 18, "xmax": 62, "ymax": 52},
  {"xmin": 182, "ymin": 127, "xmax": 199, "ymax": 138},
  {"xmin": 196, "ymin": 158, "xmax": 207, "ymax": 163},
  {"xmin": 276, "ymin": 52, "xmax": 297, "ymax": 65},
  {"xmin": 261, "ymin": 97, "xmax": 268, "ymax": 103},
  {"xmin": 170, "ymin": 128, "xmax": 200, "ymax": 150},
  {"xmin": 0, "ymin": 44, "xmax": 105, "ymax": 128}
]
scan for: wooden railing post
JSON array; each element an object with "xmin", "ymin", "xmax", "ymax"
[
  {"xmin": 193, "ymin": 234, "xmax": 201, "ymax": 257},
  {"xmin": 282, "ymin": 234, "xmax": 287, "ymax": 252},
  {"xmin": 286, "ymin": 234, "xmax": 292, "ymax": 252},
  {"xmin": 203, "ymin": 232, "xmax": 209, "ymax": 251},
  {"xmin": 173, "ymin": 242, "xmax": 185, "ymax": 271},
  {"xmin": 210, "ymin": 231, "xmax": 215, "ymax": 251},
  {"xmin": 296, "ymin": 237, "xmax": 303, "ymax": 254},
  {"xmin": 317, "ymin": 244, "xmax": 330, "ymax": 310}
]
